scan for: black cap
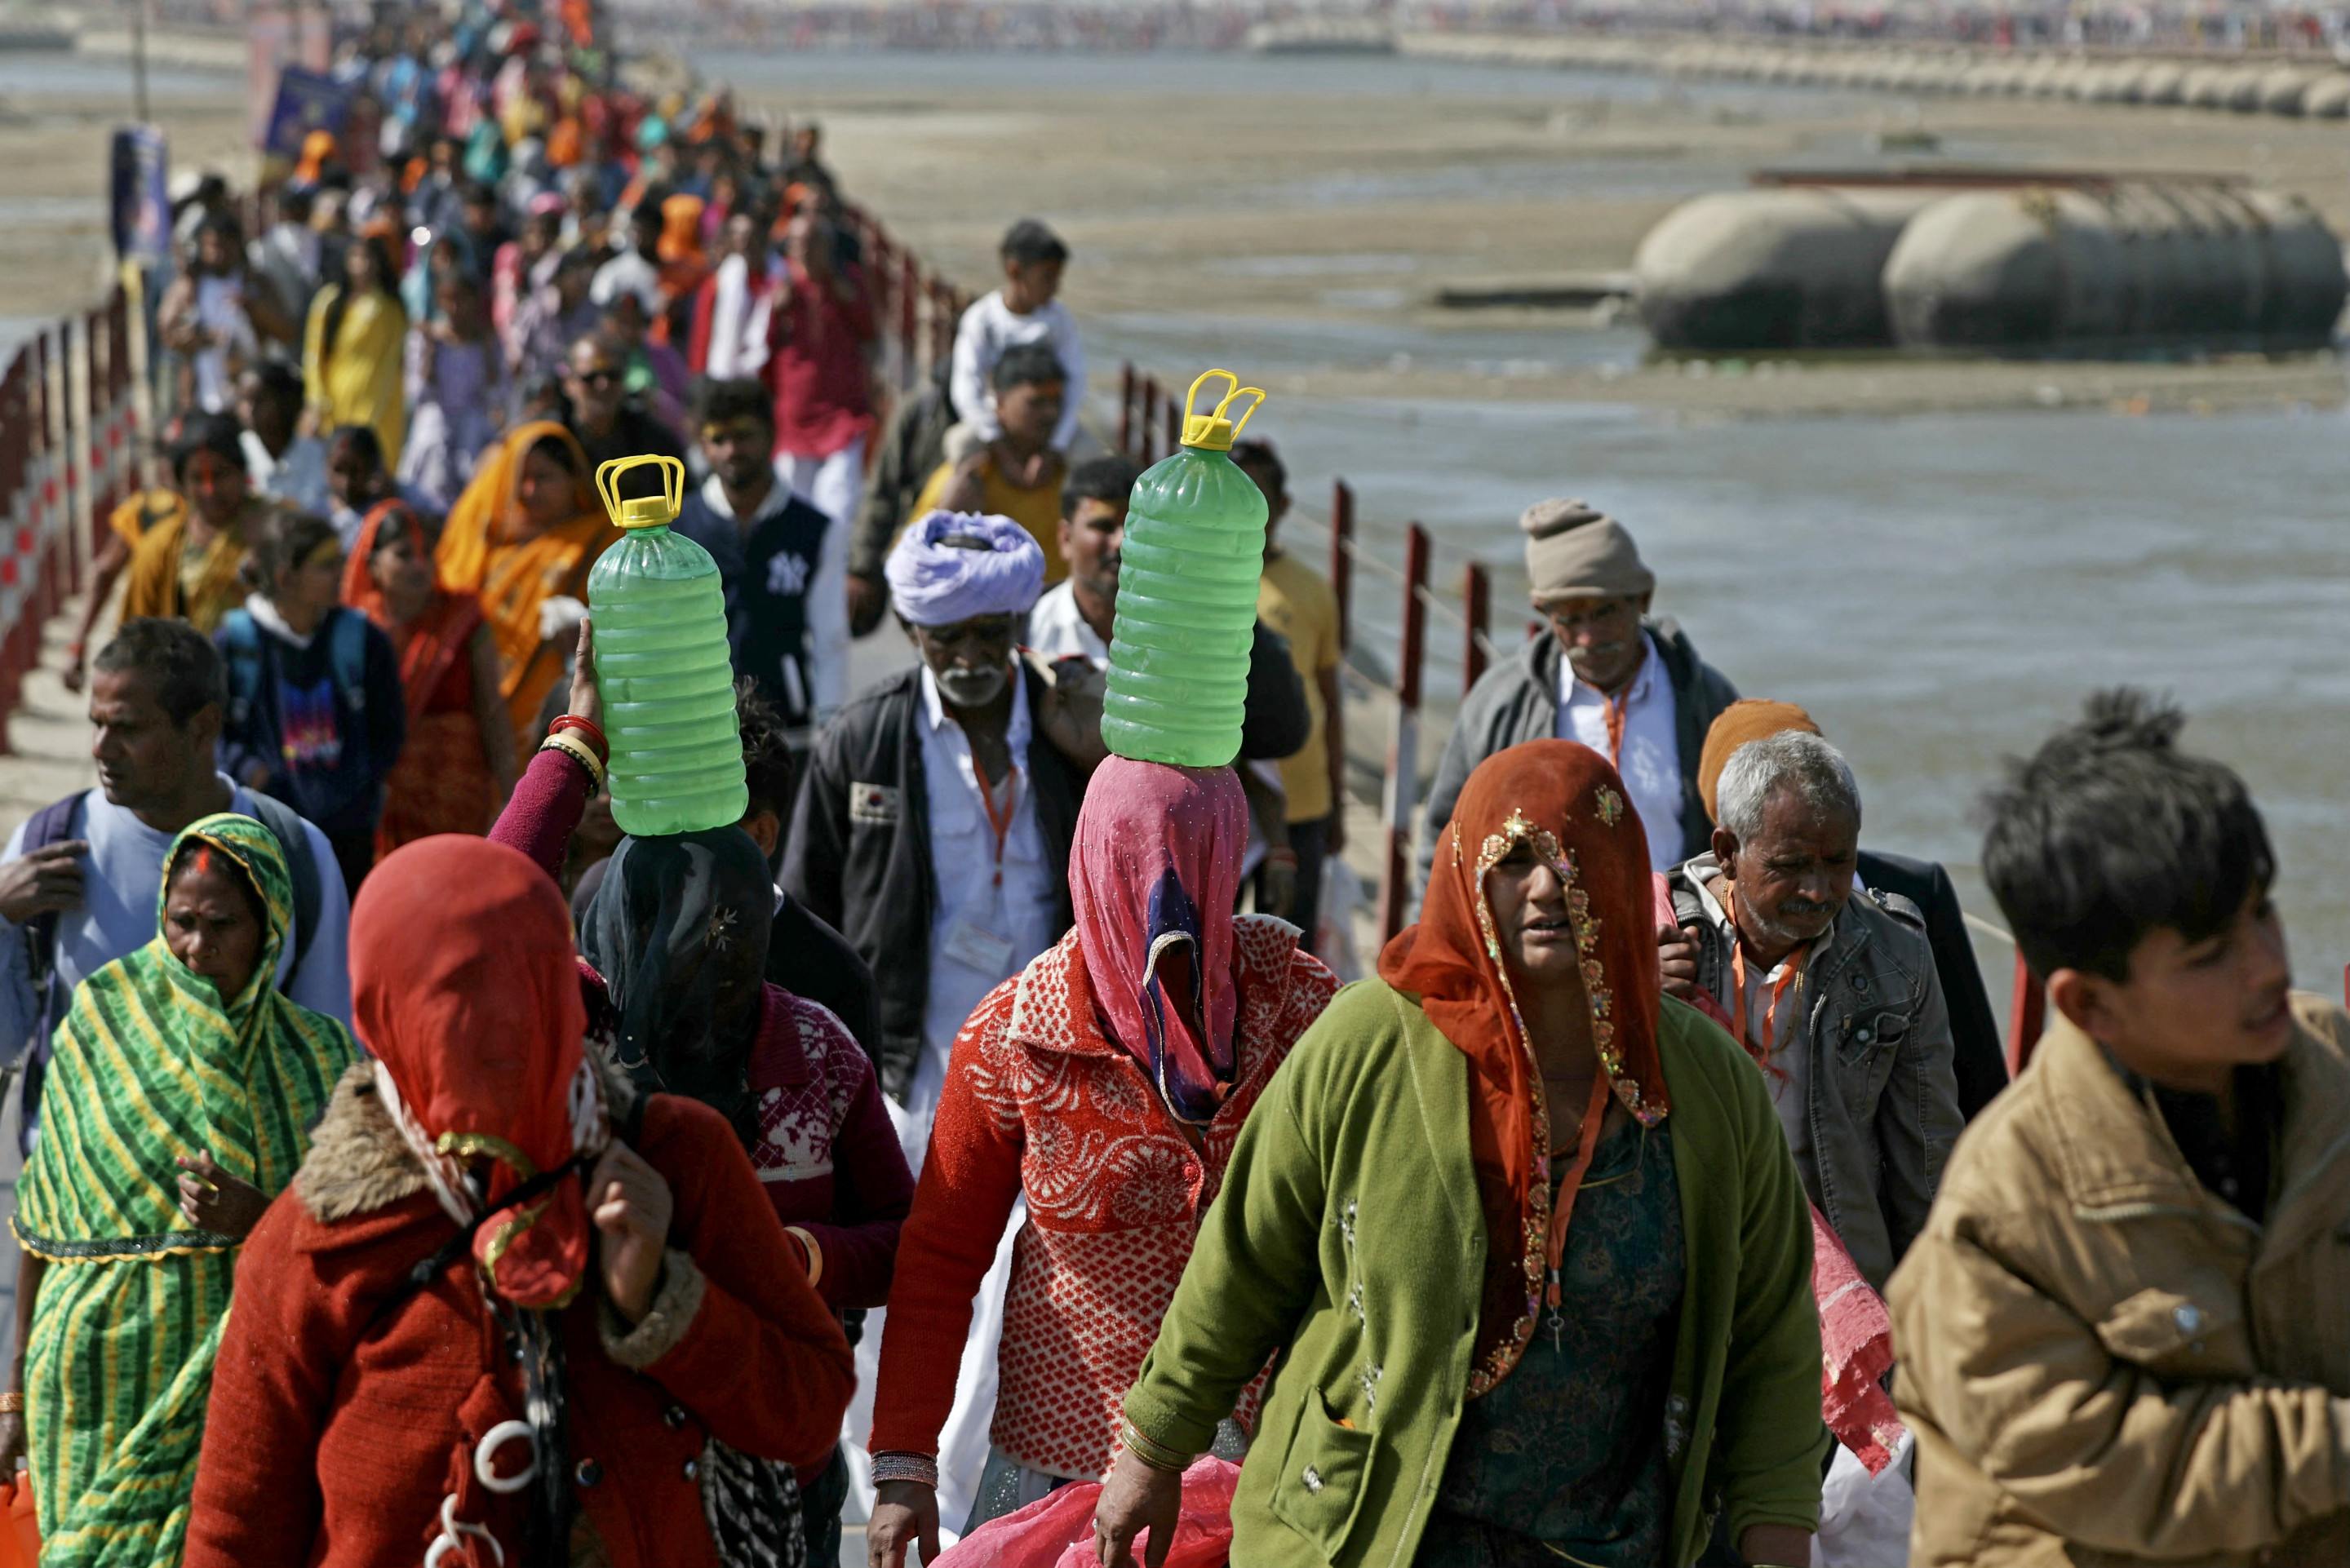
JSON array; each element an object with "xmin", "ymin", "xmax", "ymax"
[{"xmin": 1000, "ymin": 218, "xmax": 1068, "ymax": 266}]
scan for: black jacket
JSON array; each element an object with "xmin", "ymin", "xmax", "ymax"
[
  {"xmin": 1855, "ymin": 849, "xmax": 2009, "ymax": 1121},
  {"xmin": 781, "ymin": 661, "xmax": 1085, "ymax": 1100}
]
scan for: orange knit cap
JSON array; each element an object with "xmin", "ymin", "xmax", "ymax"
[{"xmin": 1696, "ymin": 699, "xmax": 1823, "ymax": 826}]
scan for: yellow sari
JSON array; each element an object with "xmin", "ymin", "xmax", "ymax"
[
  {"xmin": 302, "ymin": 286, "xmax": 408, "ymax": 467},
  {"xmin": 435, "ymin": 421, "xmax": 619, "ymax": 749},
  {"xmin": 118, "ymin": 501, "xmax": 261, "ymax": 633}
]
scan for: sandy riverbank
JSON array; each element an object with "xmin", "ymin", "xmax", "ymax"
[
  {"xmin": 10, "ymin": 38, "xmax": 2350, "ymax": 418},
  {"xmin": 707, "ymin": 49, "xmax": 2350, "ymax": 419}
]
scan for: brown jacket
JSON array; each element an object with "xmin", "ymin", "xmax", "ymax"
[{"xmin": 1891, "ymin": 994, "xmax": 2350, "ymax": 1568}]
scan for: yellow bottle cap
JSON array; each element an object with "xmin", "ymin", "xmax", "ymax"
[
  {"xmin": 594, "ymin": 453, "xmax": 686, "ymax": 530},
  {"xmin": 1178, "ymin": 369, "xmax": 1268, "ymax": 453}
]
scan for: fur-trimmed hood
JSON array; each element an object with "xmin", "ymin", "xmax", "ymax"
[
  {"xmin": 295, "ymin": 1064, "xmax": 430, "ymax": 1224},
  {"xmin": 294, "ymin": 1056, "xmax": 645, "ymax": 1225}
]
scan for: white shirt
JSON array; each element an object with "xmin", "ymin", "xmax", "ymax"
[
  {"xmin": 191, "ymin": 276, "xmax": 257, "ymax": 414},
  {"xmin": 590, "ymin": 250, "xmax": 661, "ymax": 311},
  {"xmin": 912, "ymin": 667, "xmax": 1058, "ymax": 1116},
  {"xmin": 949, "ymin": 291, "xmax": 1086, "ymax": 453},
  {"xmin": 242, "ymin": 428, "xmax": 332, "ymax": 516},
  {"xmin": 1022, "ymin": 580, "xmax": 1109, "ymax": 667},
  {"xmin": 0, "ymin": 777, "xmax": 353, "ymax": 1064},
  {"xmin": 1555, "ymin": 631, "xmax": 1683, "ymax": 873},
  {"xmin": 693, "ymin": 471, "xmax": 852, "ymax": 717},
  {"xmin": 702, "ymin": 254, "xmax": 774, "ymax": 380}
]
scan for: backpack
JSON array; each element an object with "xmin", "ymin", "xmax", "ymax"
[
  {"xmin": 217, "ymin": 605, "xmax": 371, "ymax": 740},
  {"xmin": 16, "ymin": 788, "xmax": 327, "ymax": 1151}
]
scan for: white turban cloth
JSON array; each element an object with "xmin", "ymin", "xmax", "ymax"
[{"xmin": 885, "ymin": 510, "xmax": 1046, "ymax": 627}]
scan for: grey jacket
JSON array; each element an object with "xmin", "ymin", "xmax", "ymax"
[
  {"xmin": 1417, "ymin": 620, "xmax": 1738, "ymax": 895},
  {"xmin": 1667, "ymin": 855, "xmax": 1964, "ymax": 1291}
]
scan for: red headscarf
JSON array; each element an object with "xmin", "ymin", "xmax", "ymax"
[
  {"xmin": 1379, "ymin": 738, "xmax": 1671, "ymax": 1393},
  {"xmin": 1070, "ymin": 757, "xmax": 1246, "ymax": 1126},
  {"xmin": 352, "ymin": 836, "xmax": 601, "ymax": 1308}
]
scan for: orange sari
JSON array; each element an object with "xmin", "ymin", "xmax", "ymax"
[
  {"xmin": 433, "ymin": 422, "xmax": 618, "ymax": 751},
  {"xmin": 348, "ymin": 502, "xmax": 499, "ymax": 853}
]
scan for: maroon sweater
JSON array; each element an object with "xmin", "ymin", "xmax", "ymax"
[{"xmin": 492, "ymin": 747, "xmax": 912, "ymax": 1311}]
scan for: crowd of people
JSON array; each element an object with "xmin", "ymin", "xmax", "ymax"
[{"xmin": 0, "ymin": 5, "xmax": 2343, "ymax": 1568}]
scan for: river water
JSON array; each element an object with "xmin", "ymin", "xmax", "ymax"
[{"xmin": 703, "ymin": 45, "xmax": 2350, "ymax": 992}]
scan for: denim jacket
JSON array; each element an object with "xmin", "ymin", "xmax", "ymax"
[{"xmin": 1667, "ymin": 854, "xmax": 1964, "ymax": 1289}]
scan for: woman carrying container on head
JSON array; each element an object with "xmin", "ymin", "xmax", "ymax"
[
  {"xmin": 0, "ymin": 814, "xmax": 355, "ymax": 1566},
  {"xmin": 865, "ymin": 758, "xmax": 1340, "ymax": 1560},
  {"xmin": 181, "ymin": 833, "xmax": 855, "ymax": 1568},
  {"xmin": 435, "ymin": 419, "xmax": 619, "ymax": 755},
  {"xmin": 1093, "ymin": 740, "xmax": 1827, "ymax": 1568}
]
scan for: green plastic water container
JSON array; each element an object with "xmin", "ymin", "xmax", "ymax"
[
  {"xmin": 586, "ymin": 454, "xmax": 748, "ymax": 836},
  {"xmin": 1102, "ymin": 370, "xmax": 1270, "ymax": 768}
]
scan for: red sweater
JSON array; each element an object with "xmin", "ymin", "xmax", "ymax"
[
  {"xmin": 765, "ymin": 265, "xmax": 876, "ymax": 459},
  {"xmin": 870, "ymin": 919, "xmax": 1338, "ymax": 1480},
  {"xmin": 184, "ymin": 1076, "xmax": 854, "ymax": 1568}
]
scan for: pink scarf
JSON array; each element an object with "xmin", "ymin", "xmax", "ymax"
[{"xmin": 1069, "ymin": 757, "xmax": 1245, "ymax": 1125}]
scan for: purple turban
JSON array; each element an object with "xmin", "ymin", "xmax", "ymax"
[{"xmin": 885, "ymin": 510, "xmax": 1046, "ymax": 627}]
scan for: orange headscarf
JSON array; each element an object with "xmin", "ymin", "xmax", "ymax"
[
  {"xmin": 657, "ymin": 193, "xmax": 707, "ymax": 264},
  {"xmin": 1696, "ymin": 698, "xmax": 1823, "ymax": 827},
  {"xmin": 435, "ymin": 421, "xmax": 618, "ymax": 744},
  {"xmin": 295, "ymin": 128, "xmax": 337, "ymax": 185},
  {"xmin": 1379, "ymin": 738, "xmax": 1670, "ymax": 1394}
]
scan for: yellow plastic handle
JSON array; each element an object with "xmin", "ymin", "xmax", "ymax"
[
  {"xmin": 1183, "ymin": 369, "xmax": 1241, "ymax": 426},
  {"xmin": 1221, "ymin": 386, "xmax": 1267, "ymax": 442},
  {"xmin": 593, "ymin": 453, "xmax": 685, "ymax": 526}
]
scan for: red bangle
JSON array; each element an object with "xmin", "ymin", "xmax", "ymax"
[{"xmin": 548, "ymin": 714, "xmax": 609, "ymax": 764}]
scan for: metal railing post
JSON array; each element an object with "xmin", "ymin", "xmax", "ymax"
[
  {"xmin": 1328, "ymin": 480, "xmax": 1355, "ymax": 651},
  {"xmin": 1119, "ymin": 363, "xmax": 1136, "ymax": 457},
  {"xmin": 1380, "ymin": 523, "xmax": 1430, "ymax": 942},
  {"xmin": 1462, "ymin": 561, "xmax": 1490, "ymax": 693}
]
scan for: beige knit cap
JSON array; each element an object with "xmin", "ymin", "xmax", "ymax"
[{"xmin": 1520, "ymin": 498, "xmax": 1654, "ymax": 605}]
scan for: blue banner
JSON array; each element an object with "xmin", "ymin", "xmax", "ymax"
[
  {"xmin": 108, "ymin": 124, "xmax": 171, "ymax": 269},
  {"xmin": 259, "ymin": 67, "xmax": 354, "ymax": 159}
]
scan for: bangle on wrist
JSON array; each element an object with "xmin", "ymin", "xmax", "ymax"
[
  {"xmin": 1120, "ymin": 1419, "xmax": 1193, "ymax": 1474},
  {"xmin": 0, "ymin": 1392, "xmax": 24, "ymax": 1414},
  {"xmin": 548, "ymin": 712, "xmax": 609, "ymax": 764},
  {"xmin": 868, "ymin": 1450, "xmax": 938, "ymax": 1489},
  {"xmin": 539, "ymin": 732, "xmax": 606, "ymax": 791}
]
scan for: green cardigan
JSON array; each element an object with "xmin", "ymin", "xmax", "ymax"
[{"xmin": 1123, "ymin": 979, "xmax": 1827, "ymax": 1568}]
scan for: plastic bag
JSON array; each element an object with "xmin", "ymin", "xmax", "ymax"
[
  {"xmin": 0, "ymin": 1473, "xmax": 40, "ymax": 1568},
  {"xmin": 934, "ymin": 1457, "xmax": 1239, "ymax": 1568},
  {"xmin": 1816, "ymin": 1428, "xmax": 1914, "ymax": 1568}
]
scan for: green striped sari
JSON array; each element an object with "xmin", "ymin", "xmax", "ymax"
[{"xmin": 12, "ymin": 813, "xmax": 353, "ymax": 1568}]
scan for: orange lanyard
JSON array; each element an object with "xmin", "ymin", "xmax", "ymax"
[
  {"xmin": 1542, "ymin": 1074, "xmax": 1614, "ymax": 1317},
  {"xmin": 970, "ymin": 751, "xmax": 1020, "ymax": 890},
  {"xmin": 1593, "ymin": 644, "xmax": 1645, "ymax": 769},
  {"xmin": 1724, "ymin": 884, "xmax": 1806, "ymax": 1057}
]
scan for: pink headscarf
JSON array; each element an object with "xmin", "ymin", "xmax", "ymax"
[{"xmin": 1069, "ymin": 758, "xmax": 1246, "ymax": 1125}]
